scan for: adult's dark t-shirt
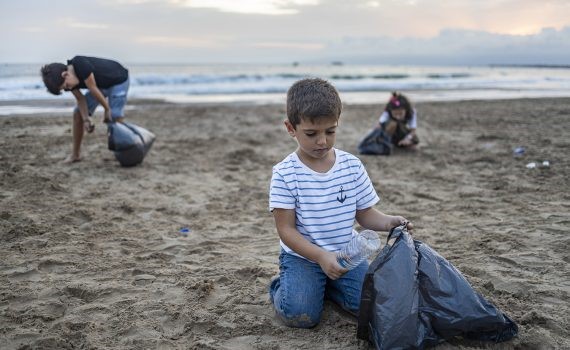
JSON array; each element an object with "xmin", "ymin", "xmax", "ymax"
[{"xmin": 68, "ymin": 56, "xmax": 128, "ymax": 90}]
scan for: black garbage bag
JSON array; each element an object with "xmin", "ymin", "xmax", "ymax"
[
  {"xmin": 357, "ymin": 128, "xmax": 393, "ymax": 156},
  {"xmin": 357, "ymin": 225, "xmax": 518, "ymax": 349},
  {"xmin": 107, "ymin": 122, "xmax": 156, "ymax": 167}
]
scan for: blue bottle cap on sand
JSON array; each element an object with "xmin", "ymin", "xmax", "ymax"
[
  {"xmin": 179, "ymin": 227, "xmax": 191, "ymax": 236},
  {"xmin": 513, "ymin": 147, "xmax": 525, "ymax": 156}
]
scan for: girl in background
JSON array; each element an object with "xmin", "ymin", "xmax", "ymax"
[{"xmin": 378, "ymin": 92, "xmax": 419, "ymax": 149}]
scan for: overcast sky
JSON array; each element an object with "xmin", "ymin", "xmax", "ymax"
[{"xmin": 1, "ymin": 0, "xmax": 569, "ymax": 65}]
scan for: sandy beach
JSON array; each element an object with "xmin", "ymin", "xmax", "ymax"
[{"xmin": 1, "ymin": 97, "xmax": 569, "ymax": 349}]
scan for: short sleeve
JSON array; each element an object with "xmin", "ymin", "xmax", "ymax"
[
  {"xmin": 407, "ymin": 109, "xmax": 418, "ymax": 129},
  {"xmin": 354, "ymin": 161, "xmax": 380, "ymax": 210},
  {"xmin": 269, "ymin": 169, "xmax": 296, "ymax": 211},
  {"xmin": 70, "ymin": 56, "xmax": 94, "ymax": 82},
  {"xmin": 378, "ymin": 111, "xmax": 389, "ymax": 124}
]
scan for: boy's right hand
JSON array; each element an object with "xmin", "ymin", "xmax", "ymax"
[
  {"xmin": 83, "ymin": 118, "xmax": 95, "ymax": 133},
  {"xmin": 318, "ymin": 251, "xmax": 348, "ymax": 280}
]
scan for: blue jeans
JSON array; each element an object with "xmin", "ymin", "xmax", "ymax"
[
  {"xmin": 74, "ymin": 78, "xmax": 130, "ymax": 120},
  {"xmin": 269, "ymin": 250, "xmax": 368, "ymax": 328}
]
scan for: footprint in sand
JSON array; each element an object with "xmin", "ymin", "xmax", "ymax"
[{"xmin": 60, "ymin": 209, "xmax": 92, "ymax": 227}]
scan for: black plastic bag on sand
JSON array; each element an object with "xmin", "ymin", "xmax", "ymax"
[
  {"xmin": 107, "ymin": 122, "xmax": 156, "ymax": 167},
  {"xmin": 357, "ymin": 225, "xmax": 518, "ymax": 349},
  {"xmin": 357, "ymin": 128, "xmax": 393, "ymax": 156}
]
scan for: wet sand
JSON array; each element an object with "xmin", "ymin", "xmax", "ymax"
[{"xmin": 1, "ymin": 98, "xmax": 569, "ymax": 349}]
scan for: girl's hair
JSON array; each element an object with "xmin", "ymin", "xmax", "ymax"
[{"xmin": 384, "ymin": 92, "xmax": 413, "ymax": 122}]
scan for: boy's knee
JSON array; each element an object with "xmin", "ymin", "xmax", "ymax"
[
  {"xmin": 277, "ymin": 310, "xmax": 321, "ymax": 328},
  {"xmin": 273, "ymin": 299, "xmax": 322, "ymax": 328}
]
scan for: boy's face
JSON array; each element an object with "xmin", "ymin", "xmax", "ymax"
[
  {"xmin": 285, "ymin": 116, "xmax": 338, "ymax": 162},
  {"xmin": 391, "ymin": 107, "xmax": 406, "ymax": 121},
  {"xmin": 60, "ymin": 71, "xmax": 80, "ymax": 92}
]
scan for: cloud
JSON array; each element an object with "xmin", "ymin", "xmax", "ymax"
[
  {"xmin": 135, "ymin": 35, "xmax": 223, "ymax": 48},
  {"xmin": 251, "ymin": 41, "xmax": 324, "ymax": 50},
  {"xmin": 58, "ymin": 17, "xmax": 109, "ymax": 29},
  {"xmin": 1, "ymin": 0, "xmax": 570, "ymax": 64},
  {"xmin": 167, "ymin": 0, "xmax": 319, "ymax": 15},
  {"xmin": 364, "ymin": 1, "xmax": 380, "ymax": 7},
  {"xmin": 325, "ymin": 26, "xmax": 570, "ymax": 65},
  {"xmin": 19, "ymin": 27, "xmax": 44, "ymax": 33}
]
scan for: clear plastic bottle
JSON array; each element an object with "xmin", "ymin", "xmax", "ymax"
[{"xmin": 336, "ymin": 229, "xmax": 381, "ymax": 270}]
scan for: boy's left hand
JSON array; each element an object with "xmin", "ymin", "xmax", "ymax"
[
  {"xmin": 392, "ymin": 216, "xmax": 413, "ymax": 235},
  {"xmin": 102, "ymin": 110, "xmax": 112, "ymax": 124}
]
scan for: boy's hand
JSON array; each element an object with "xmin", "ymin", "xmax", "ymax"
[
  {"xmin": 102, "ymin": 109, "xmax": 112, "ymax": 124},
  {"xmin": 391, "ymin": 216, "xmax": 414, "ymax": 235},
  {"xmin": 318, "ymin": 251, "xmax": 348, "ymax": 280},
  {"xmin": 83, "ymin": 118, "xmax": 95, "ymax": 133}
]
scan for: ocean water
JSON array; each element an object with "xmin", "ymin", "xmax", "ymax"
[{"xmin": 1, "ymin": 63, "xmax": 570, "ymax": 114}]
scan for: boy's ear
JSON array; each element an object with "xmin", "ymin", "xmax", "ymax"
[{"xmin": 284, "ymin": 119, "xmax": 296, "ymax": 137}]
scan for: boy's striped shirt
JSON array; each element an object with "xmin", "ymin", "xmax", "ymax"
[{"xmin": 269, "ymin": 149, "xmax": 379, "ymax": 260}]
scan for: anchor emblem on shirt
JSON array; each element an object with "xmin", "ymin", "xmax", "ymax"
[{"xmin": 337, "ymin": 186, "xmax": 347, "ymax": 203}]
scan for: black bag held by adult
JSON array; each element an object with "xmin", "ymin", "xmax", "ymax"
[
  {"xmin": 357, "ymin": 225, "xmax": 518, "ymax": 349},
  {"xmin": 357, "ymin": 128, "xmax": 393, "ymax": 155},
  {"xmin": 107, "ymin": 122, "xmax": 156, "ymax": 167}
]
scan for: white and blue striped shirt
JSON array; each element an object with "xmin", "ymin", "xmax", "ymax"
[{"xmin": 269, "ymin": 148, "xmax": 380, "ymax": 259}]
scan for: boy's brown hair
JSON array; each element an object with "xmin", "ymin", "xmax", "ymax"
[
  {"xmin": 40, "ymin": 63, "xmax": 67, "ymax": 95},
  {"xmin": 286, "ymin": 78, "xmax": 342, "ymax": 128}
]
